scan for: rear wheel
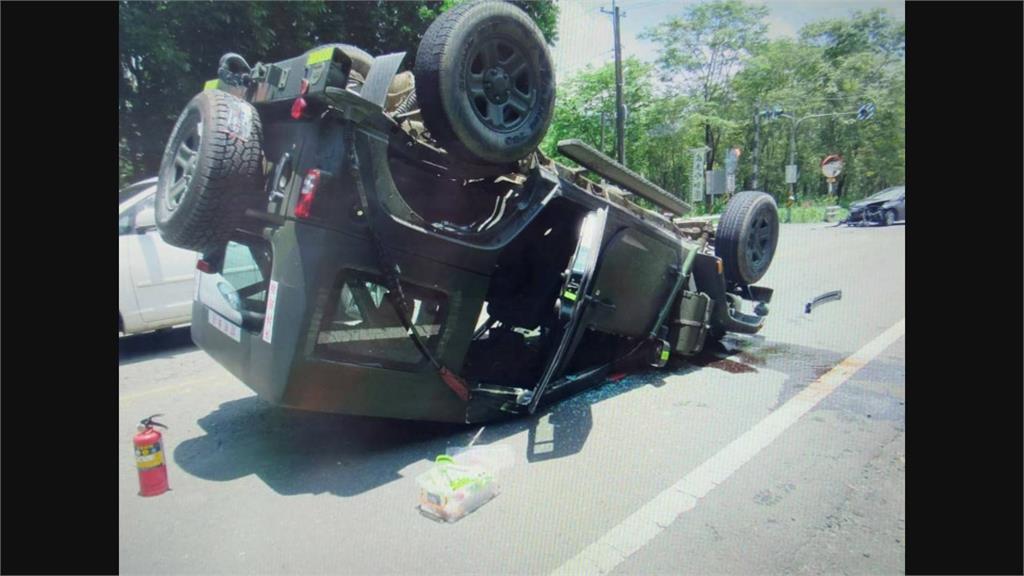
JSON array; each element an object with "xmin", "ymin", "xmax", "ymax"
[
  {"xmin": 414, "ymin": 0, "xmax": 555, "ymax": 166},
  {"xmin": 716, "ymin": 191, "xmax": 780, "ymax": 285},
  {"xmin": 155, "ymin": 90, "xmax": 264, "ymax": 253}
]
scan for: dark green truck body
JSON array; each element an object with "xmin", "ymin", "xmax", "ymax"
[{"xmin": 190, "ymin": 45, "xmax": 771, "ymax": 424}]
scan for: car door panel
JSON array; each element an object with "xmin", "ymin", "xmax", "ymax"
[
  {"xmin": 119, "ymin": 235, "xmax": 145, "ymax": 332},
  {"xmin": 128, "ymin": 224, "xmax": 197, "ymax": 325}
]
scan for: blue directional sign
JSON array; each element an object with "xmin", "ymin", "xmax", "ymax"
[{"xmin": 857, "ymin": 103, "xmax": 876, "ymax": 120}]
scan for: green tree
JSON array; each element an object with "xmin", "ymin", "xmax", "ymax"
[
  {"xmin": 728, "ymin": 38, "xmax": 829, "ymax": 201},
  {"xmin": 641, "ymin": 0, "xmax": 768, "ymax": 208},
  {"xmin": 797, "ymin": 9, "xmax": 905, "ymax": 200},
  {"xmin": 722, "ymin": 8, "xmax": 904, "ymax": 203},
  {"xmin": 541, "ymin": 58, "xmax": 702, "ymax": 205}
]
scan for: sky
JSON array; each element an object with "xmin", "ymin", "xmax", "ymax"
[{"xmin": 551, "ymin": 0, "xmax": 906, "ymax": 82}]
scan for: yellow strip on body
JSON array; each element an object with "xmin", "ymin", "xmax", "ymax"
[
  {"xmin": 306, "ymin": 47, "xmax": 334, "ymax": 66},
  {"xmin": 203, "ymin": 79, "xmax": 219, "ymax": 91},
  {"xmin": 563, "ymin": 291, "xmax": 578, "ymax": 302}
]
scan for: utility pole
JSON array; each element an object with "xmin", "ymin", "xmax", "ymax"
[
  {"xmin": 602, "ymin": 1, "xmax": 626, "ymax": 166},
  {"xmin": 752, "ymin": 100, "xmax": 761, "ymax": 190}
]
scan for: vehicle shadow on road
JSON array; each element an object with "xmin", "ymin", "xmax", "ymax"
[
  {"xmin": 171, "ymin": 336, "xmax": 890, "ymax": 498},
  {"xmin": 118, "ymin": 326, "xmax": 195, "ymax": 366},
  {"xmin": 172, "ymin": 362, "xmax": 683, "ymax": 498}
]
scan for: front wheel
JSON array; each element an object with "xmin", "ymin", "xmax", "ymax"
[{"xmin": 883, "ymin": 209, "xmax": 896, "ymax": 226}]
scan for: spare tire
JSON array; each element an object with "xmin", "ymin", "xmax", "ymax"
[
  {"xmin": 414, "ymin": 0, "xmax": 555, "ymax": 165},
  {"xmin": 155, "ymin": 89, "xmax": 264, "ymax": 253},
  {"xmin": 716, "ymin": 191, "xmax": 779, "ymax": 285}
]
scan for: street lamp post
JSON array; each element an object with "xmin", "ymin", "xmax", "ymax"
[
  {"xmin": 766, "ymin": 104, "xmax": 874, "ymax": 222},
  {"xmin": 783, "ymin": 112, "xmax": 860, "ymax": 198}
]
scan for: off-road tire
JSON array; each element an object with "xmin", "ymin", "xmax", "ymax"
[
  {"xmin": 155, "ymin": 90, "xmax": 264, "ymax": 253},
  {"xmin": 414, "ymin": 0, "xmax": 555, "ymax": 165},
  {"xmin": 716, "ymin": 191, "xmax": 780, "ymax": 285}
]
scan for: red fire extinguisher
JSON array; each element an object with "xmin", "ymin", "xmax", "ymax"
[{"xmin": 134, "ymin": 414, "xmax": 170, "ymax": 497}]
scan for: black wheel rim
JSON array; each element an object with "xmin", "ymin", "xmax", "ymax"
[
  {"xmin": 746, "ymin": 212, "xmax": 773, "ymax": 270},
  {"xmin": 465, "ymin": 37, "xmax": 536, "ymax": 132},
  {"xmin": 165, "ymin": 119, "xmax": 202, "ymax": 212}
]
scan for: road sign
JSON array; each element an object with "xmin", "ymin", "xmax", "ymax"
[
  {"xmin": 785, "ymin": 164, "xmax": 798, "ymax": 184},
  {"xmin": 706, "ymin": 169, "xmax": 726, "ymax": 196},
  {"xmin": 857, "ymin": 103, "xmax": 875, "ymax": 121},
  {"xmin": 689, "ymin": 148, "xmax": 706, "ymax": 202},
  {"xmin": 820, "ymin": 155, "xmax": 844, "ymax": 178}
]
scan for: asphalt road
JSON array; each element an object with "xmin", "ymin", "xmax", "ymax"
[{"xmin": 119, "ymin": 222, "xmax": 905, "ymax": 575}]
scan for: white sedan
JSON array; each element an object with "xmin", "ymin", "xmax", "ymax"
[{"xmin": 119, "ymin": 178, "xmax": 197, "ymax": 335}]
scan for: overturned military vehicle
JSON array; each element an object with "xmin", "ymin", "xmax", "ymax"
[{"xmin": 155, "ymin": 0, "xmax": 779, "ymax": 423}]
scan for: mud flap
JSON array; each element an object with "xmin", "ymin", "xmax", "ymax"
[{"xmin": 358, "ymin": 52, "xmax": 406, "ymax": 108}]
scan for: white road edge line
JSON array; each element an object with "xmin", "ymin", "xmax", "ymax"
[{"xmin": 551, "ymin": 318, "xmax": 906, "ymax": 576}]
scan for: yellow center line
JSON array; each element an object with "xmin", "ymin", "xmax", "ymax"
[{"xmin": 119, "ymin": 373, "xmax": 230, "ymax": 403}]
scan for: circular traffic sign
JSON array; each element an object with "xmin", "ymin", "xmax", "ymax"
[{"xmin": 821, "ymin": 154, "xmax": 844, "ymax": 178}]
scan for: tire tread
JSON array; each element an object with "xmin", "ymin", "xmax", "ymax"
[{"xmin": 156, "ymin": 90, "xmax": 263, "ymax": 253}]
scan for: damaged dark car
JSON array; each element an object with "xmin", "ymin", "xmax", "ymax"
[
  {"xmin": 154, "ymin": 0, "xmax": 780, "ymax": 424},
  {"xmin": 844, "ymin": 185, "xmax": 905, "ymax": 226}
]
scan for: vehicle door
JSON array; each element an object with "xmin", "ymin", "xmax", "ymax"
[
  {"xmin": 124, "ymin": 194, "xmax": 198, "ymax": 325},
  {"xmin": 583, "ymin": 222, "xmax": 681, "ymax": 338}
]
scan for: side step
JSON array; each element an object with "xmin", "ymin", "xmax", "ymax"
[{"xmin": 557, "ymin": 139, "xmax": 691, "ymax": 216}]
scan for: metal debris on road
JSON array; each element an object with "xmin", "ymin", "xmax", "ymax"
[{"xmin": 805, "ymin": 290, "xmax": 843, "ymax": 314}]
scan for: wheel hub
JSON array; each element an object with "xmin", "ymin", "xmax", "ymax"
[
  {"xmin": 464, "ymin": 36, "xmax": 538, "ymax": 132},
  {"xmin": 165, "ymin": 120, "xmax": 202, "ymax": 211},
  {"xmin": 483, "ymin": 67, "xmax": 511, "ymax": 104},
  {"xmin": 747, "ymin": 214, "xmax": 772, "ymax": 266}
]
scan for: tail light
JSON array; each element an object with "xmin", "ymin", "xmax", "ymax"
[
  {"xmin": 294, "ymin": 169, "xmax": 321, "ymax": 219},
  {"xmin": 196, "ymin": 259, "xmax": 214, "ymax": 273},
  {"xmin": 290, "ymin": 79, "xmax": 310, "ymax": 120},
  {"xmin": 290, "ymin": 97, "xmax": 308, "ymax": 119}
]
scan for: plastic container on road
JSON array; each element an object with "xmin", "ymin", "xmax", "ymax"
[{"xmin": 416, "ymin": 444, "xmax": 514, "ymax": 522}]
